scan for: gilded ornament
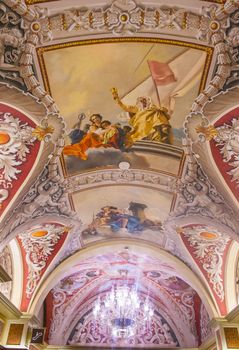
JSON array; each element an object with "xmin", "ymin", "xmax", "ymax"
[
  {"xmin": 31, "ymin": 22, "xmax": 41, "ymax": 32},
  {"xmin": 195, "ymin": 124, "xmax": 218, "ymax": 141},
  {"xmin": 210, "ymin": 21, "xmax": 219, "ymax": 30},
  {"xmin": 120, "ymin": 13, "xmax": 129, "ymax": 23},
  {"xmin": 32, "ymin": 125, "xmax": 54, "ymax": 141},
  {"xmin": 176, "ymin": 227, "xmax": 184, "ymax": 234}
]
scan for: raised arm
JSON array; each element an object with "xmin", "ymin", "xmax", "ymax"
[{"xmin": 111, "ymin": 87, "xmax": 138, "ymax": 114}]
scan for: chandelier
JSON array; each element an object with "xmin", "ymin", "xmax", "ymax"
[{"xmin": 93, "ymin": 284, "xmax": 154, "ymax": 338}]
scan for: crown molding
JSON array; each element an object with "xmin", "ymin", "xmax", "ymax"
[
  {"xmin": 0, "ymin": 292, "xmax": 21, "ymax": 319},
  {"xmin": 0, "ymin": 265, "xmax": 11, "ymax": 283},
  {"xmin": 226, "ymin": 304, "xmax": 239, "ymax": 323}
]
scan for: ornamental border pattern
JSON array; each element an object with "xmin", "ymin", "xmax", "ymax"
[{"xmin": 25, "ymin": 0, "xmax": 227, "ymax": 5}]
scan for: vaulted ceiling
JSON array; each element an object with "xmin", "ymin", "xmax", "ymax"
[{"xmin": 0, "ymin": 0, "xmax": 239, "ymax": 349}]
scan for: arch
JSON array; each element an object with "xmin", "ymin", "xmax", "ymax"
[
  {"xmin": 0, "ymin": 214, "xmax": 81, "ymax": 251},
  {"xmin": 8, "ymin": 239, "xmax": 23, "ymax": 309},
  {"xmin": 29, "ymin": 239, "xmax": 219, "ymax": 319},
  {"xmin": 47, "ymin": 275, "xmax": 197, "ymax": 346},
  {"xmin": 62, "ymin": 292, "xmax": 196, "ymax": 347},
  {"xmin": 225, "ymin": 241, "xmax": 239, "ymax": 312},
  {"xmin": 166, "ymin": 214, "xmax": 238, "ymax": 241}
]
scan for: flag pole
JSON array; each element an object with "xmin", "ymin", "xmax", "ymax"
[
  {"xmin": 147, "ymin": 60, "xmax": 161, "ymax": 105},
  {"xmin": 134, "ymin": 44, "xmax": 155, "ymax": 73},
  {"xmin": 147, "ymin": 47, "xmax": 189, "ymax": 106},
  {"xmin": 121, "ymin": 47, "xmax": 190, "ymax": 103}
]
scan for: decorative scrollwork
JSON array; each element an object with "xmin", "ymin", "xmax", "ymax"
[
  {"xmin": 180, "ymin": 225, "xmax": 231, "ymax": 301},
  {"xmin": 18, "ymin": 224, "xmax": 68, "ymax": 298},
  {"xmin": 173, "ymin": 150, "xmax": 236, "ymax": 232},
  {"xmin": 0, "ymin": 2, "xmax": 25, "ymax": 88}
]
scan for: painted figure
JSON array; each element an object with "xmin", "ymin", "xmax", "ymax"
[
  {"xmin": 68, "ymin": 113, "xmax": 87, "ymax": 144},
  {"xmin": 82, "ymin": 202, "xmax": 162, "ymax": 236},
  {"xmin": 63, "ymin": 88, "xmax": 173, "ymax": 161},
  {"xmin": 111, "ymin": 88, "xmax": 173, "ymax": 145},
  {"xmin": 101, "ymin": 120, "xmax": 120, "ymax": 148},
  {"xmin": 63, "ymin": 114, "xmax": 122, "ymax": 160}
]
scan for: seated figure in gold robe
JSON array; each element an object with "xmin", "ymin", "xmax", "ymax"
[{"xmin": 111, "ymin": 88, "xmax": 173, "ymax": 145}]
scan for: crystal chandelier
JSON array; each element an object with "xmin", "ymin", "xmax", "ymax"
[{"xmin": 93, "ymin": 284, "xmax": 154, "ymax": 338}]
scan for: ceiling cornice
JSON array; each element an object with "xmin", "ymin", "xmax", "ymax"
[{"xmin": 0, "ymin": 292, "xmax": 22, "ymax": 319}]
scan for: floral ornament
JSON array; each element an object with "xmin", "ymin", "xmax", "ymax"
[
  {"xmin": 32, "ymin": 125, "xmax": 54, "ymax": 141},
  {"xmin": 196, "ymin": 118, "xmax": 239, "ymax": 185},
  {"xmin": 180, "ymin": 226, "xmax": 231, "ymax": 301},
  {"xmin": 195, "ymin": 124, "xmax": 218, "ymax": 141},
  {"xmin": 157, "ymin": 8, "xmax": 185, "ymax": 30},
  {"xmin": 53, "ymin": 0, "xmax": 142, "ymax": 35},
  {"xmin": 106, "ymin": 0, "xmax": 142, "ymax": 35},
  {"xmin": 18, "ymin": 224, "xmax": 68, "ymax": 298},
  {"xmin": 145, "ymin": 271, "xmax": 196, "ymax": 330},
  {"xmin": 0, "ymin": 110, "xmax": 57, "ymax": 181},
  {"xmin": 65, "ymin": 9, "xmax": 93, "ymax": 31},
  {"xmin": 0, "ymin": 111, "xmax": 55, "ymax": 209},
  {"xmin": 197, "ymin": 5, "xmax": 229, "ymax": 42},
  {"xmin": 48, "ymin": 271, "xmax": 104, "ymax": 343},
  {"xmin": 22, "ymin": 6, "xmax": 52, "ymax": 44},
  {"xmin": 0, "ymin": 112, "xmax": 36, "ymax": 183}
]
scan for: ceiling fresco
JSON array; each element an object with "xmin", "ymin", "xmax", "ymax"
[
  {"xmin": 72, "ymin": 185, "xmax": 172, "ymax": 245},
  {"xmin": 38, "ymin": 39, "xmax": 211, "ymax": 174},
  {"xmin": 0, "ymin": 0, "xmax": 239, "ymax": 349}
]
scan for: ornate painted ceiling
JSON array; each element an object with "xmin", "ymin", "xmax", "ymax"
[{"xmin": 0, "ymin": 0, "xmax": 239, "ymax": 349}]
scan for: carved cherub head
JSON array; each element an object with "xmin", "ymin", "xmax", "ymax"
[{"xmin": 0, "ymin": 27, "xmax": 23, "ymax": 47}]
